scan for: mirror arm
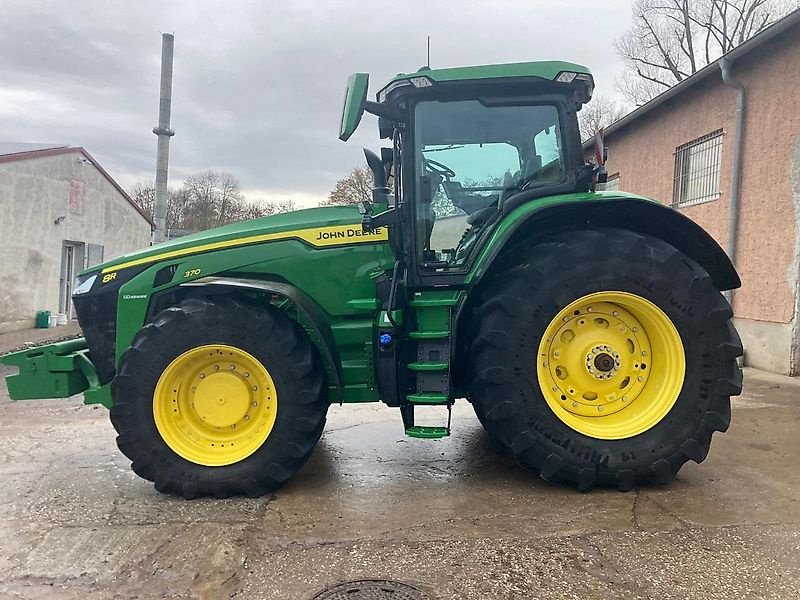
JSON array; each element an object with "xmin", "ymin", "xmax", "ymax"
[
  {"xmin": 361, "ymin": 207, "xmax": 397, "ymax": 233},
  {"xmin": 364, "ymin": 101, "xmax": 404, "ymax": 123}
]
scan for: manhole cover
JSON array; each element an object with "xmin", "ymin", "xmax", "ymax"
[{"xmin": 310, "ymin": 579, "xmax": 431, "ymax": 600}]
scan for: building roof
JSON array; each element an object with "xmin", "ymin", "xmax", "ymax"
[
  {"xmin": 0, "ymin": 144, "xmax": 155, "ymax": 228},
  {"xmin": 584, "ymin": 7, "xmax": 800, "ymax": 147},
  {"xmin": 0, "ymin": 142, "xmax": 69, "ymax": 156}
]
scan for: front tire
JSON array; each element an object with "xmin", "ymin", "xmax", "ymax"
[
  {"xmin": 110, "ymin": 297, "xmax": 328, "ymax": 499},
  {"xmin": 470, "ymin": 229, "xmax": 742, "ymax": 491}
]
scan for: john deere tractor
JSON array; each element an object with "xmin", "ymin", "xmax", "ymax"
[{"xmin": 3, "ymin": 61, "xmax": 743, "ymax": 497}]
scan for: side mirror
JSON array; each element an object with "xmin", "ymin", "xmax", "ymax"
[{"xmin": 339, "ymin": 73, "xmax": 370, "ymax": 142}]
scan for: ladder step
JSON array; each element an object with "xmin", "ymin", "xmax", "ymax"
[
  {"xmin": 408, "ymin": 361, "xmax": 448, "ymax": 371},
  {"xmin": 409, "ymin": 298, "xmax": 459, "ymax": 307},
  {"xmin": 405, "ymin": 426, "xmax": 450, "ymax": 439},
  {"xmin": 409, "ymin": 330, "xmax": 450, "ymax": 339},
  {"xmin": 406, "ymin": 393, "xmax": 448, "ymax": 405}
]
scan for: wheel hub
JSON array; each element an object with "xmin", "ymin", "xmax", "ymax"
[
  {"xmin": 193, "ymin": 372, "xmax": 250, "ymax": 428},
  {"xmin": 587, "ymin": 346, "xmax": 620, "ymax": 378},
  {"xmin": 537, "ymin": 291, "xmax": 685, "ymax": 439},
  {"xmin": 153, "ymin": 344, "xmax": 278, "ymax": 466}
]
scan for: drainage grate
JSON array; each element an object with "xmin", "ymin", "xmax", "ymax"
[{"xmin": 310, "ymin": 579, "xmax": 431, "ymax": 600}]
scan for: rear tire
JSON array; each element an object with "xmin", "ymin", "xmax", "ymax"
[
  {"xmin": 110, "ymin": 297, "xmax": 328, "ymax": 499},
  {"xmin": 470, "ymin": 229, "xmax": 742, "ymax": 491}
]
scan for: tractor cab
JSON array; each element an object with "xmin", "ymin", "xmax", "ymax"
[
  {"xmin": 340, "ymin": 62, "xmax": 595, "ymax": 285},
  {"xmin": 339, "ymin": 62, "xmax": 603, "ymax": 437}
]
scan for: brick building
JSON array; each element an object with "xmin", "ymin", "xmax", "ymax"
[{"xmin": 590, "ymin": 9, "xmax": 800, "ymax": 375}]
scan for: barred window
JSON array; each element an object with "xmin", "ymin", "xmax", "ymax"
[{"xmin": 672, "ymin": 130, "xmax": 723, "ymax": 207}]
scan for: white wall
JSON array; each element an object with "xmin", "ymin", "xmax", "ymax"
[{"xmin": 0, "ymin": 152, "xmax": 152, "ymax": 332}]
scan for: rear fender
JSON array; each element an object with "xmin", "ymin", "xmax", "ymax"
[{"xmin": 468, "ymin": 195, "xmax": 740, "ymax": 290}]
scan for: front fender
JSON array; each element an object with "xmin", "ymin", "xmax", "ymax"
[
  {"xmin": 177, "ymin": 277, "xmax": 344, "ymax": 401},
  {"xmin": 467, "ymin": 193, "xmax": 740, "ymax": 291}
]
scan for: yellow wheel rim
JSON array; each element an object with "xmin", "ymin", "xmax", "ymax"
[
  {"xmin": 153, "ymin": 344, "xmax": 278, "ymax": 466},
  {"xmin": 537, "ymin": 291, "xmax": 685, "ymax": 440}
]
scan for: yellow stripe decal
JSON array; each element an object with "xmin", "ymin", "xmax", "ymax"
[{"xmin": 101, "ymin": 224, "xmax": 388, "ymax": 274}]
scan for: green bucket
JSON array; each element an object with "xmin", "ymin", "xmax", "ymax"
[{"xmin": 35, "ymin": 310, "xmax": 51, "ymax": 329}]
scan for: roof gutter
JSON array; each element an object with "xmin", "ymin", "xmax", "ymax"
[{"xmin": 719, "ymin": 57, "xmax": 746, "ymax": 287}]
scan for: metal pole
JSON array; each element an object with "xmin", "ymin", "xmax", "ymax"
[{"xmin": 152, "ymin": 33, "xmax": 175, "ymax": 243}]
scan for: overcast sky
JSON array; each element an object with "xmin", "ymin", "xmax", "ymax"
[{"xmin": 0, "ymin": 0, "xmax": 634, "ymax": 207}]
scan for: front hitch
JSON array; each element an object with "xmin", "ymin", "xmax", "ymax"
[{"xmin": 2, "ymin": 337, "xmax": 110, "ymax": 407}]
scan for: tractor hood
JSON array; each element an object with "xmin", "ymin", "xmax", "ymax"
[{"xmin": 81, "ymin": 205, "xmax": 383, "ymax": 279}]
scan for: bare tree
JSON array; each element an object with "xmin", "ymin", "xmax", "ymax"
[
  {"xmin": 129, "ymin": 180, "xmax": 186, "ymax": 229},
  {"xmin": 132, "ymin": 173, "xmax": 300, "ymax": 233},
  {"xmin": 615, "ymin": 0, "xmax": 794, "ymax": 104},
  {"xmin": 182, "ymin": 170, "xmax": 247, "ymax": 230},
  {"xmin": 129, "ymin": 181, "xmax": 156, "ymax": 218},
  {"xmin": 578, "ymin": 96, "xmax": 627, "ymax": 141},
  {"xmin": 274, "ymin": 199, "xmax": 298, "ymax": 213},
  {"xmin": 322, "ymin": 167, "xmax": 373, "ymax": 206}
]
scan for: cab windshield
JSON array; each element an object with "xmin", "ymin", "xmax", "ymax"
[{"xmin": 413, "ymin": 100, "xmax": 563, "ymax": 268}]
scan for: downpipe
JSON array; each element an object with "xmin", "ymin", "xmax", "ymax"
[{"xmin": 719, "ymin": 57, "xmax": 746, "ymax": 305}]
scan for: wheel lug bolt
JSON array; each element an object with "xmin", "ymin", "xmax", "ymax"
[
  {"xmin": 214, "ymin": 365, "xmax": 220, "ymax": 371},
  {"xmin": 199, "ymin": 373, "xmax": 205, "ymax": 379},
  {"xmin": 244, "ymin": 415, "xmax": 250, "ymax": 421},
  {"xmin": 638, "ymin": 376, "xmax": 644, "ymax": 382},
  {"xmin": 598, "ymin": 405, "xmax": 604, "ymax": 412}
]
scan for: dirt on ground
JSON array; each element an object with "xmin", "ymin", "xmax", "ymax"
[{"xmin": 0, "ymin": 364, "xmax": 798, "ymax": 600}]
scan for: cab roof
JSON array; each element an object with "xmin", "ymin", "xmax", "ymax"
[{"xmin": 377, "ymin": 60, "xmax": 593, "ymax": 102}]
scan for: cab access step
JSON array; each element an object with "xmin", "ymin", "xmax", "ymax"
[{"xmin": 400, "ymin": 291, "xmax": 462, "ymax": 439}]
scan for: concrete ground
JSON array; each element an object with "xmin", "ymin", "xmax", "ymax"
[{"xmin": 0, "ymin": 359, "xmax": 798, "ymax": 599}]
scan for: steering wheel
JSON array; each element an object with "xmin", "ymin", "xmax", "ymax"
[{"xmin": 424, "ymin": 157, "xmax": 456, "ymax": 179}]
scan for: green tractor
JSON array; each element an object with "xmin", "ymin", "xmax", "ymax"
[{"xmin": 3, "ymin": 61, "xmax": 742, "ymax": 497}]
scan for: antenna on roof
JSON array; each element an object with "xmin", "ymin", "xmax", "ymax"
[{"xmin": 426, "ymin": 35, "xmax": 431, "ymax": 68}]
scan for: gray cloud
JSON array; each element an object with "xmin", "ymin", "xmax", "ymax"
[{"xmin": 0, "ymin": 0, "xmax": 633, "ymax": 206}]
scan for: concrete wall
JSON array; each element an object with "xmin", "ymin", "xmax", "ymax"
[
  {"xmin": 600, "ymin": 29, "xmax": 800, "ymax": 374},
  {"xmin": 0, "ymin": 151, "xmax": 152, "ymax": 332},
  {"xmin": 430, "ymin": 213, "xmax": 469, "ymax": 252}
]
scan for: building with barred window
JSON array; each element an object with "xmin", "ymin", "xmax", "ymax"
[
  {"xmin": 0, "ymin": 143, "xmax": 153, "ymax": 333},
  {"xmin": 588, "ymin": 9, "xmax": 800, "ymax": 375}
]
